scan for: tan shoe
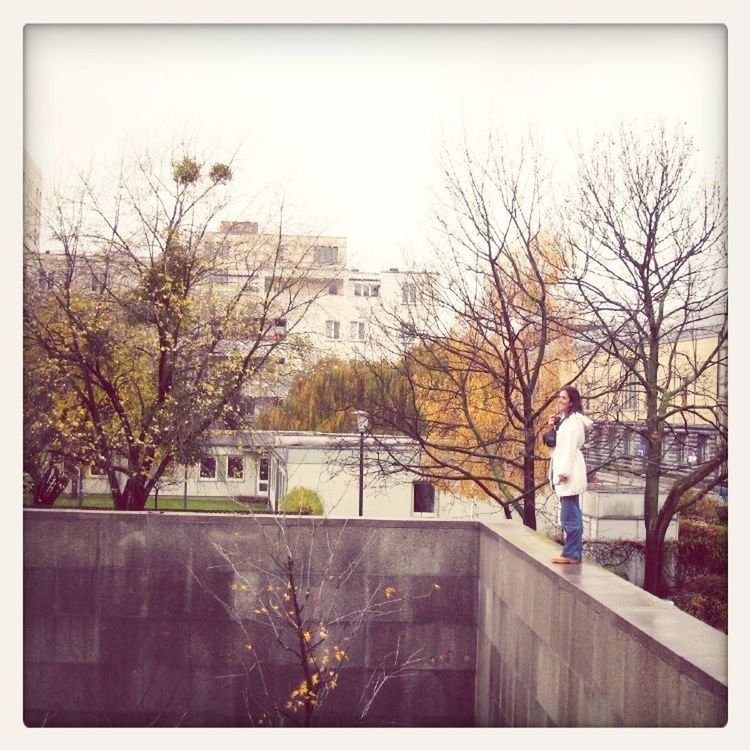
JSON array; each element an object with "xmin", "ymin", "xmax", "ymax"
[{"xmin": 552, "ymin": 556, "xmax": 581, "ymax": 565}]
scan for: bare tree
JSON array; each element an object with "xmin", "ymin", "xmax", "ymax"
[
  {"xmin": 359, "ymin": 136, "xmax": 599, "ymax": 528},
  {"xmin": 191, "ymin": 513, "xmax": 440, "ymax": 727},
  {"xmin": 24, "ymin": 148, "xmax": 330, "ymax": 510},
  {"xmin": 562, "ymin": 123, "xmax": 727, "ymax": 594}
]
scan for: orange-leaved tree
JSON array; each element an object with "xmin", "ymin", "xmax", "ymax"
[{"xmin": 358, "ymin": 136, "xmax": 593, "ymax": 528}]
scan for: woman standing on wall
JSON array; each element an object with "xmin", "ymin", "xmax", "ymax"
[{"xmin": 545, "ymin": 386, "xmax": 593, "ymax": 564}]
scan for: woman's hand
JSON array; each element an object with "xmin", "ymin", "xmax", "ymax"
[
  {"xmin": 557, "ymin": 473, "xmax": 569, "ymax": 483},
  {"xmin": 547, "ymin": 416, "xmax": 557, "ymax": 427}
]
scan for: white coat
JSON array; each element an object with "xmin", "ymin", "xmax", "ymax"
[{"xmin": 550, "ymin": 411, "xmax": 593, "ymax": 497}]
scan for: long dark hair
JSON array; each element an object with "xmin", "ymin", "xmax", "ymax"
[{"xmin": 561, "ymin": 386, "xmax": 584, "ymax": 414}]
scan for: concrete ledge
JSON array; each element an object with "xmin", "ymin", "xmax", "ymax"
[
  {"xmin": 477, "ymin": 519, "xmax": 727, "ymax": 726},
  {"xmin": 22, "ymin": 507, "xmax": 479, "ymax": 530}
]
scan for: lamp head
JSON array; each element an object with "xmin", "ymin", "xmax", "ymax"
[{"xmin": 353, "ymin": 409, "xmax": 369, "ymax": 433}]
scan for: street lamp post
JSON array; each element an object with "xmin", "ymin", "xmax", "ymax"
[{"xmin": 353, "ymin": 410, "xmax": 369, "ymax": 517}]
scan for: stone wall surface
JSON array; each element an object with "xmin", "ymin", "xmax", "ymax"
[
  {"xmin": 475, "ymin": 522, "xmax": 728, "ymax": 727},
  {"xmin": 23, "ymin": 510, "xmax": 478, "ymax": 727},
  {"xmin": 24, "ymin": 509, "xmax": 727, "ymax": 728}
]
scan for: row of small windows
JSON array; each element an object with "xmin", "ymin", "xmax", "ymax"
[
  {"xmin": 205, "ymin": 242, "xmax": 339, "ymax": 266},
  {"xmin": 326, "ymin": 279, "xmax": 380, "ymax": 297},
  {"xmin": 90, "ymin": 458, "xmax": 433, "ymax": 513},
  {"xmin": 588, "ymin": 427, "xmax": 713, "ymax": 466},
  {"xmin": 35, "ymin": 270, "xmax": 106, "ymax": 293},
  {"xmin": 328, "ymin": 281, "xmax": 417, "ymax": 302},
  {"xmin": 89, "ymin": 455, "xmax": 271, "ymax": 490},
  {"xmin": 325, "ymin": 320, "xmax": 417, "ymax": 343},
  {"xmin": 199, "ymin": 456, "xmax": 270, "ymax": 491},
  {"xmin": 612, "ymin": 369, "xmax": 726, "ymax": 412},
  {"xmin": 213, "ymin": 273, "xmax": 416, "ymax": 304},
  {"xmin": 326, "ymin": 320, "xmax": 366, "ymax": 341},
  {"xmin": 37, "ymin": 268, "xmax": 418, "ymax": 306}
]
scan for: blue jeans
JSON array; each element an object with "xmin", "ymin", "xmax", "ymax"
[{"xmin": 560, "ymin": 495, "xmax": 583, "ymax": 560}]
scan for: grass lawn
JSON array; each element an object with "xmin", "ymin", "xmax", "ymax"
[{"xmin": 23, "ymin": 493, "xmax": 271, "ymax": 513}]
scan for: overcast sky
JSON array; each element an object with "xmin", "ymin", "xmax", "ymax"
[{"xmin": 25, "ymin": 24, "xmax": 726, "ymax": 271}]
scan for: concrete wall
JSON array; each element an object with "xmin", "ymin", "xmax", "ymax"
[
  {"xmin": 23, "ymin": 510, "xmax": 478, "ymax": 727},
  {"xmin": 475, "ymin": 521, "xmax": 727, "ymax": 727},
  {"xmin": 24, "ymin": 509, "xmax": 727, "ymax": 728}
]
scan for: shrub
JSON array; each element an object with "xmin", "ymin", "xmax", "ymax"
[
  {"xmin": 279, "ymin": 486, "xmax": 324, "ymax": 516},
  {"xmin": 672, "ymin": 574, "xmax": 728, "ymax": 633},
  {"xmin": 677, "ymin": 520, "xmax": 727, "ymax": 578},
  {"xmin": 678, "ymin": 495, "xmax": 727, "ymax": 525}
]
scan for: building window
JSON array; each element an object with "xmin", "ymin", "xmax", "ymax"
[
  {"xmin": 199, "ymin": 457, "xmax": 217, "ymax": 480},
  {"xmin": 696, "ymin": 434, "xmax": 708, "ymax": 464},
  {"xmin": 273, "ymin": 319, "xmax": 287, "ymax": 339},
  {"xmin": 227, "ymin": 456, "xmax": 244, "ymax": 480},
  {"xmin": 158, "ymin": 462, "xmax": 177, "ymax": 482},
  {"xmin": 413, "ymin": 482, "xmax": 435, "ymax": 515},
  {"xmin": 326, "ymin": 320, "xmax": 341, "ymax": 339},
  {"xmin": 350, "ymin": 321, "xmax": 366, "ymax": 341},
  {"xmin": 354, "ymin": 281, "xmax": 380, "ymax": 298},
  {"xmin": 241, "ymin": 277, "xmax": 259, "ymax": 295},
  {"xmin": 621, "ymin": 430, "xmax": 631, "ymax": 457},
  {"xmin": 401, "ymin": 283, "xmax": 417, "ymax": 304},
  {"xmin": 257, "ymin": 457, "xmax": 270, "ymax": 495},
  {"xmin": 676, "ymin": 434, "xmax": 686, "ymax": 465},
  {"xmin": 90, "ymin": 274, "xmax": 106, "ymax": 293},
  {"xmin": 328, "ymin": 280, "xmax": 342, "ymax": 295},
  {"xmin": 314, "ymin": 245, "xmax": 339, "ymax": 265},
  {"xmin": 41, "ymin": 271, "xmax": 55, "ymax": 289},
  {"xmin": 214, "ymin": 270, "xmax": 229, "ymax": 285},
  {"xmin": 623, "ymin": 372, "xmax": 639, "ymax": 411},
  {"xmin": 717, "ymin": 349, "xmax": 728, "ymax": 407},
  {"xmin": 635, "ymin": 437, "xmax": 647, "ymax": 459},
  {"xmin": 679, "ymin": 377, "xmax": 690, "ymax": 408},
  {"xmin": 89, "ymin": 462, "xmax": 106, "ymax": 477}
]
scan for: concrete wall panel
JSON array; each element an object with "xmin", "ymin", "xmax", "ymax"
[
  {"xmin": 475, "ymin": 521, "xmax": 727, "ymax": 727},
  {"xmin": 24, "ymin": 510, "xmax": 477, "ymax": 727}
]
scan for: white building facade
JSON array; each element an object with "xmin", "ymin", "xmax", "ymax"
[
  {"xmin": 77, "ymin": 430, "xmax": 503, "ymax": 520},
  {"xmin": 205, "ymin": 220, "xmax": 434, "ymax": 369}
]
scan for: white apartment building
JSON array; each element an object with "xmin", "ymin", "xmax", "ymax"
[
  {"xmin": 205, "ymin": 220, "xmax": 435, "ymax": 370},
  {"xmin": 28, "ymin": 217, "xmax": 435, "ymax": 410}
]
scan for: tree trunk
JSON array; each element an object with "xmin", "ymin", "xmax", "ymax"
[
  {"xmin": 304, "ymin": 701, "xmax": 314, "ymax": 728},
  {"xmin": 643, "ymin": 522, "xmax": 668, "ymax": 596},
  {"xmin": 645, "ymin": 448, "xmax": 728, "ymax": 596},
  {"xmin": 31, "ymin": 468, "xmax": 68, "ymax": 506},
  {"xmin": 122, "ymin": 477, "xmax": 150, "ymax": 510},
  {"xmin": 32, "ymin": 487, "xmax": 61, "ymax": 506},
  {"xmin": 642, "ymin": 421, "xmax": 664, "ymax": 595},
  {"xmin": 522, "ymin": 427, "xmax": 537, "ymax": 530}
]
